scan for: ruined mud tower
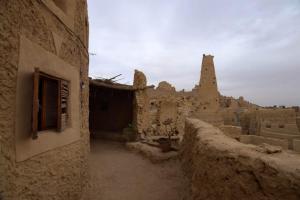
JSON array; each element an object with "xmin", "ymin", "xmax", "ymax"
[{"xmin": 198, "ymin": 54, "xmax": 220, "ymax": 111}]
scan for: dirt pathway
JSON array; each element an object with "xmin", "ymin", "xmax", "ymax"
[{"xmin": 82, "ymin": 140, "xmax": 188, "ymax": 200}]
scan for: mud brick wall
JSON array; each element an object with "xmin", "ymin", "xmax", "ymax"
[
  {"xmin": 181, "ymin": 118, "xmax": 300, "ymax": 200},
  {"xmin": 0, "ymin": 1, "xmax": 89, "ymax": 199}
]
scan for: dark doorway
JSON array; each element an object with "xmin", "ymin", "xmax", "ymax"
[{"xmin": 89, "ymin": 84, "xmax": 134, "ymax": 139}]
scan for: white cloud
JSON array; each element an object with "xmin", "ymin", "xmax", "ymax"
[{"xmin": 87, "ymin": 0, "xmax": 300, "ymax": 106}]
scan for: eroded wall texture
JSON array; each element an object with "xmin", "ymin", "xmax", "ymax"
[
  {"xmin": 146, "ymin": 84, "xmax": 195, "ymax": 136},
  {"xmin": 241, "ymin": 108, "xmax": 300, "ymax": 150},
  {"xmin": 133, "ymin": 70, "xmax": 149, "ymax": 135},
  {"xmin": 0, "ymin": 1, "xmax": 89, "ymax": 199},
  {"xmin": 144, "ymin": 55, "xmax": 258, "ymax": 138},
  {"xmin": 181, "ymin": 118, "xmax": 300, "ymax": 200}
]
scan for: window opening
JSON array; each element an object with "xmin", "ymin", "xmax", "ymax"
[{"xmin": 32, "ymin": 68, "xmax": 69, "ymax": 139}]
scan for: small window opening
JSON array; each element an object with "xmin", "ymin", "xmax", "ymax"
[
  {"xmin": 32, "ymin": 68, "xmax": 69, "ymax": 139},
  {"xmin": 278, "ymin": 124, "xmax": 285, "ymax": 128},
  {"xmin": 38, "ymin": 76, "xmax": 59, "ymax": 131},
  {"xmin": 265, "ymin": 124, "xmax": 271, "ymax": 128}
]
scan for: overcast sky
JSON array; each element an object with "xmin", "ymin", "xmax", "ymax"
[{"xmin": 87, "ymin": 0, "xmax": 300, "ymax": 106}]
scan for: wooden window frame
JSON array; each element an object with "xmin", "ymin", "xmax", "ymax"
[{"xmin": 32, "ymin": 68, "xmax": 69, "ymax": 139}]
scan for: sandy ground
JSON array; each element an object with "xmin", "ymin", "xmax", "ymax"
[{"xmin": 82, "ymin": 140, "xmax": 188, "ymax": 200}]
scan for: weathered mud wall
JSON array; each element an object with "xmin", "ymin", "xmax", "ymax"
[
  {"xmin": 181, "ymin": 118, "xmax": 300, "ymax": 200},
  {"xmin": 144, "ymin": 55, "xmax": 258, "ymax": 137},
  {"xmin": 146, "ymin": 83, "xmax": 195, "ymax": 136},
  {"xmin": 259, "ymin": 108, "xmax": 297, "ymax": 123},
  {"xmin": 219, "ymin": 125, "xmax": 242, "ymax": 139},
  {"xmin": 240, "ymin": 108, "xmax": 300, "ymax": 150},
  {"xmin": 0, "ymin": 1, "xmax": 89, "ymax": 199},
  {"xmin": 133, "ymin": 70, "xmax": 149, "ymax": 135},
  {"xmin": 240, "ymin": 135, "xmax": 289, "ymax": 150},
  {"xmin": 0, "ymin": 1, "xmax": 20, "ymax": 199},
  {"xmin": 145, "ymin": 82, "xmax": 254, "ymax": 137}
]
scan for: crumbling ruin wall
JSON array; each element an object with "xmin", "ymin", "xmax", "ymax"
[
  {"xmin": 144, "ymin": 55, "xmax": 257, "ymax": 137},
  {"xmin": 181, "ymin": 118, "xmax": 300, "ymax": 200},
  {"xmin": 239, "ymin": 108, "xmax": 298, "ymax": 136},
  {"xmin": 240, "ymin": 108, "xmax": 300, "ymax": 150},
  {"xmin": 240, "ymin": 109, "xmax": 262, "ymax": 135},
  {"xmin": 133, "ymin": 70, "xmax": 149, "ymax": 135},
  {"xmin": 259, "ymin": 108, "xmax": 297, "ymax": 124},
  {"xmin": 156, "ymin": 100, "xmax": 178, "ymax": 134},
  {"xmin": 293, "ymin": 139, "xmax": 300, "ymax": 152},
  {"xmin": 0, "ymin": 1, "xmax": 89, "ymax": 199},
  {"xmin": 221, "ymin": 108, "xmax": 240, "ymax": 125},
  {"xmin": 220, "ymin": 95, "xmax": 258, "ymax": 110},
  {"xmin": 240, "ymin": 135, "xmax": 289, "ymax": 150},
  {"xmin": 219, "ymin": 95, "xmax": 259, "ymax": 127},
  {"xmin": 146, "ymin": 82, "xmax": 195, "ymax": 137},
  {"xmin": 145, "ymin": 83, "xmax": 252, "ymax": 137},
  {"xmin": 297, "ymin": 116, "xmax": 300, "ymax": 132},
  {"xmin": 219, "ymin": 125, "xmax": 242, "ymax": 139}
]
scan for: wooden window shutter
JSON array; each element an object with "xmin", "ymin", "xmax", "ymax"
[
  {"xmin": 32, "ymin": 68, "xmax": 40, "ymax": 139},
  {"xmin": 58, "ymin": 80, "xmax": 69, "ymax": 131}
]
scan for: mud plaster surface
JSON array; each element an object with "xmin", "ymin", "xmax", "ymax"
[
  {"xmin": 82, "ymin": 140, "xmax": 188, "ymax": 200},
  {"xmin": 0, "ymin": 1, "xmax": 89, "ymax": 199},
  {"xmin": 182, "ymin": 118, "xmax": 300, "ymax": 200}
]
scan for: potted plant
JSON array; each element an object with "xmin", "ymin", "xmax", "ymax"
[
  {"xmin": 159, "ymin": 118, "xmax": 178, "ymax": 152},
  {"xmin": 123, "ymin": 123, "xmax": 137, "ymax": 142}
]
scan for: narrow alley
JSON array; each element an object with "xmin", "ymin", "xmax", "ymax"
[{"xmin": 82, "ymin": 140, "xmax": 188, "ymax": 200}]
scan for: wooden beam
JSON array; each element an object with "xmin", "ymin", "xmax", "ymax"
[
  {"xmin": 41, "ymin": 78, "xmax": 47, "ymax": 130},
  {"xmin": 32, "ymin": 68, "xmax": 40, "ymax": 139}
]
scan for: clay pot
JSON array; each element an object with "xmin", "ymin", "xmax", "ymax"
[
  {"xmin": 158, "ymin": 138, "xmax": 172, "ymax": 152},
  {"xmin": 123, "ymin": 127, "xmax": 137, "ymax": 142},
  {"xmin": 296, "ymin": 117, "xmax": 300, "ymax": 132}
]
